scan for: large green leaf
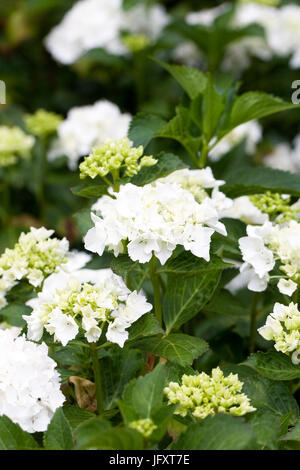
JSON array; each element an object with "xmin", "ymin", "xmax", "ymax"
[
  {"xmin": 128, "ymin": 113, "xmax": 166, "ymax": 148},
  {"xmin": 128, "ymin": 314, "xmax": 163, "ymax": 342},
  {"xmin": 71, "ymin": 179, "xmax": 108, "ymax": 198},
  {"xmin": 121, "ymin": 364, "xmax": 166, "ymax": 419},
  {"xmin": 74, "ymin": 417, "xmax": 112, "ymax": 449},
  {"xmin": 279, "ymin": 420, "xmax": 300, "ymax": 442},
  {"xmin": 201, "ymin": 77, "xmax": 225, "ymax": 140},
  {"xmin": 163, "ymin": 271, "xmax": 221, "ymax": 333},
  {"xmin": 43, "ymin": 408, "xmax": 74, "ymax": 450},
  {"xmin": 222, "ymin": 167, "xmax": 300, "ymax": 199},
  {"xmin": 0, "ymin": 303, "xmax": 30, "ymax": 327},
  {"xmin": 223, "ymin": 92, "xmax": 300, "ymax": 133},
  {"xmin": 246, "ymin": 411, "xmax": 280, "ymax": 450},
  {"xmin": 77, "ymin": 427, "xmax": 144, "ymax": 450},
  {"xmin": 170, "ymin": 414, "xmax": 257, "ymax": 450},
  {"xmin": 132, "ymin": 334, "xmax": 208, "ymax": 367},
  {"xmin": 100, "ymin": 349, "xmax": 144, "ymax": 410},
  {"xmin": 110, "ymin": 254, "xmax": 149, "ymax": 291},
  {"xmin": 73, "ymin": 208, "xmax": 94, "ymax": 238},
  {"xmin": 157, "ymin": 61, "xmax": 207, "ymax": 99},
  {"xmin": 158, "ymin": 252, "xmax": 232, "ymax": 276},
  {"xmin": 62, "ymin": 405, "xmax": 94, "ymax": 432},
  {"xmin": 0, "ymin": 416, "xmax": 39, "ymax": 450},
  {"xmin": 131, "ymin": 151, "xmax": 186, "ymax": 186},
  {"xmin": 243, "ymin": 351, "xmax": 300, "ymax": 381}
]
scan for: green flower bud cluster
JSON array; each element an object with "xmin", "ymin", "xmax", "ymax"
[
  {"xmin": 0, "ymin": 126, "xmax": 35, "ymax": 167},
  {"xmin": 24, "ymin": 109, "xmax": 63, "ymax": 138},
  {"xmin": 164, "ymin": 368, "xmax": 256, "ymax": 420},
  {"xmin": 250, "ymin": 191, "xmax": 299, "ymax": 223},
  {"xmin": 0, "ymin": 227, "xmax": 69, "ymax": 308},
  {"xmin": 79, "ymin": 137, "xmax": 157, "ymax": 180},
  {"xmin": 129, "ymin": 418, "xmax": 157, "ymax": 438},
  {"xmin": 122, "ymin": 34, "xmax": 151, "ymax": 53}
]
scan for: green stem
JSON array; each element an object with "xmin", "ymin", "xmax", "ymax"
[
  {"xmin": 149, "ymin": 255, "xmax": 163, "ymax": 328},
  {"xmin": 89, "ymin": 342, "xmax": 104, "ymax": 415},
  {"xmin": 199, "ymin": 140, "xmax": 209, "ymax": 168},
  {"xmin": 1, "ymin": 179, "xmax": 10, "ymax": 227},
  {"xmin": 37, "ymin": 138, "xmax": 48, "ymax": 223},
  {"xmin": 249, "ymin": 293, "xmax": 260, "ymax": 353}
]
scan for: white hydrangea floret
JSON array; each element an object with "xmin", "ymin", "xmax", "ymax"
[
  {"xmin": 24, "ymin": 268, "xmax": 152, "ymax": 347},
  {"xmin": 0, "ymin": 329, "xmax": 64, "ymax": 433}
]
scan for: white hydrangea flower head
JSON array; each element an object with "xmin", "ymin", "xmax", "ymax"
[
  {"xmin": 45, "ymin": 0, "xmax": 168, "ymax": 64},
  {"xmin": 0, "ymin": 227, "xmax": 90, "ymax": 309},
  {"xmin": 85, "ymin": 179, "xmax": 227, "ymax": 265},
  {"xmin": 48, "ymin": 100, "xmax": 131, "ymax": 170},
  {"xmin": 0, "ymin": 329, "xmax": 64, "ymax": 433},
  {"xmin": 24, "ymin": 268, "xmax": 152, "ymax": 348},
  {"xmin": 157, "ymin": 168, "xmax": 233, "ymax": 216},
  {"xmin": 209, "ymin": 121, "xmax": 262, "ymax": 162},
  {"xmin": 164, "ymin": 367, "xmax": 256, "ymax": 419},
  {"xmin": 258, "ymin": 302, "xmax": 300, "ymax": 362},
  {"xmin": 239, "ymin": 220, "xmax": 300, "ymax": 294}
]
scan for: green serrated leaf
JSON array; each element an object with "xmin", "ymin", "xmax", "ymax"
[
  {"xmin": 71, "ymin": 181, "xmax": 108, "ymax": 198},
  {"xmin": 74, "ymin": 416, "xmax": 112, "ymax": 449},
  {"xmin": 246, "ymin": 411, "xmax": 280, "ymax": 450},
  {"xmin": 0, "ymin": 303, "xmax": 30, "ymax": 327},
  {"xmin": 73, "ymin": 208, "xmax": 94, "ymax": 238},
  {"xmin": 157, "ymin": 61, "xmax": 207, "ymax": 99},
  {"xmin": 128, "ymin": 113, "xmax": 166, "ymax": 148},
  {"xmin": 77, "ymin": 426, "xmax": 144, "ymax": 450},
  {"xmin": 224, "ymin": 91, "xmax": 300, "ymax": 133},
  {"xmin": 131, "ymin": 151, "xmax": 187, "ymax": 186},
  {"xmin": 170, "ymin": 414, "xmax": 257, "ymax": 450},
  {"xmin": 43, "ymin": 408, "xmax": 74, "ymax": 450},
  {"xmin": 163, "ymin": 271, "xmax": 221, "ymax": 333},
  {"xmin": 101, "ymin": 349, "xmax": 144, "ymax": 410},
  {"xmin": 222, "ymin": 167, "xmax": 300, "ymax": 199},
  {"xmin": 128, "ymin": 314, "xmax": 163, "ymax": 342},
  {"xmin": 110, "ymin": 254, "xmax": 149, "ymax": 291},
  {"xmin": 0, "ymin": 416, "xmax": 39, "ymax": 450},
  {"xmin": 62, "ymin": 405, "xmax": 94, "ymax": 432},
  {"xmin": 132, "ymin": 334, "xmax": 208, "ymax": 367},
  {"xmin": 243, "ymin": 351, "xmax": 300, "ymax": 381},
  {"xmin": 158, "ymin": 252, "xmax": 232, "ymax": 276}
]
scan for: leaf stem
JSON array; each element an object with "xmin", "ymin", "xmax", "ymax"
[
  {"xmin": 199, "ymin": 140, "xmax": 209, "ymax": 168},
  {"xmin": 89, "ymin": 342, "xmax": 104, "ymax": 415},
  {"xmin": 249, "ymin": 292, "xmax": 260, "ymax": 353},
  {"xmin": 149, "ymin": 255, "xmax": 163, "ymax": 328}
]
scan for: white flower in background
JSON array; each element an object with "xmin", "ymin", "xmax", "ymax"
[
  {"xmin": 222, "ymin": 36, "xmax": 273, "ymax": 73},
  {"xmin": 258, "ymin": 302, "xmax": 300, "ymax": 363},
  {"xmin": 48, "ymin": 100, "xmax": 131, "ymax": 170},
  {"xmin": 24, "ymin": 268, "xmax": 152, "ymax": 348},
  {"xmin": 45, "ymin": 0, "xmax": 168, "ymax": 64},
  {"xmin": 85, "ymin": 179, "xmax": 227, "ymax": 265},
  {"xmin": 230, "ymin": 2, "xmax": 300, "ymax": 70},
  {"xmin": 172, "ymin": 41, "xmax": 203, "ymax": 67},
  {"xmin": 0, "ymin": 227, "xmax": 90, "ymax": 309},
  {"xmin": 223, "ymin": 196, "xmax": 268, "ymax": 225},
  {"xmin": 263, "ymin": 138, "xmax": 300, "ymax": 174},
  {"xmin": 209, "ymin": 121, "xmax": 262, "ymax": 161},
  {"xmin": 186, "ymin": 3, "xmax": 230, "ymax": 26},
  {"xmin": 0, "ymin": 329, "xmax": 64, "ymax": 433},
  {"xmin": 157, "ymin": 168, "xmax": 233, "ymax": 216}
]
